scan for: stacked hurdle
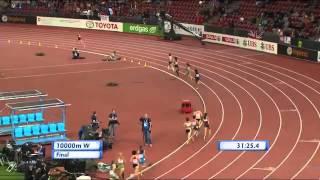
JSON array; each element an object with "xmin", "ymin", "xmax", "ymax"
[{"xmin": 0, "ymin": 90, "xmax": 70, "ymax": 145}]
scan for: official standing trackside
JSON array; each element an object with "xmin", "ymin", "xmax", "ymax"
[
  {"xmin": 108, "ymin": 109, "xmax": 120, "ymax": 137},
  {"xmin": 139, "ymin": 114, "xmax": 152, "ymax": 147},
  {"xmin": 91, "ymin": 111, "xmax": 99, "ymax": 129}
]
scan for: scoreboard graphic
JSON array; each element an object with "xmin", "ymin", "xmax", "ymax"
[{"xmin": 52, "ymin": 140, "xmax": 103, "ymax": 159}]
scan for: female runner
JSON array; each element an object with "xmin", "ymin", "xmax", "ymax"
[
  {"xmin": 117, "ymin": 152, "xmax": 125, "ymax": 179},
  {"xmin": 174, "ymin": 57, "xmax": 180, "ymax": 77},
  {"xmin": 194, "ymin": 69, "xmax": 200, "ymax": 89},
  {"xmin": 138, "ymin": 145, "xmax": 147, "ymax": 168},
  {"xmin": 168, "ymin": 53, "xmax": 173, "ymax": 71},
  {"xmin": 109, "ymin": 160, "xmax": 119, "ymax": 180},
  {"xmin": 77, "ymin": 33, "xmax": 85, "ymax": 48},
  {"xmin": 203, "ymin": 112, "xmax": 212, "ymax": 141},
  {"xmin": 184, "ymin": 117, "xmax": 193, "ymax": 144},
  {"xmin": 129, "ymin": 150, "xmax": 140, "ymax": 180},
  {"xmin": 185, "ymin": 63, "xmax": 193, "ymax": 80}
]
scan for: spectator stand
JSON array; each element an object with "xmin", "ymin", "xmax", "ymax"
[
  {"xmin": 0, "ymin": 90, "xmax": 47, "ymax": 135},
  {"xmin": 6, "ymin": 99, "xmax": 70, "ymax": 145}
]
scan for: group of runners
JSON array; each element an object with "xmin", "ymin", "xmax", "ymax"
[
  {"xmin": 168, "ymin": 53, "xmax": 201, "ymax": 89},
  {"xmin": 91, "ymin": 111, "xmax": 150, "ymax": 180},
  {"xmin": 184, "ymin": 110, "xmax": 212, "ymax": 143},
  {"xmin": 76, "ymin": 35, "xmax": 201, "ymax": 90},
  {"xmin": 108, "ymin": 146, "xmax": 148, "ymax": 180}
]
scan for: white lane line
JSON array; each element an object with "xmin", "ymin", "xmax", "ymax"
[
  {"xmin": 1, "ymin": 66, "xmax": 143, "ymax": 79},
  {"xmin": 291, "ymin": 143, "xmax": 320, "ymax": 179},
  {"xmin": 0, "ymin": 61, "xmax": 105, "ymax": 71},
  {"xmin": 299, "ymin": 139, "xmax": 320, "ymax": 143},
  {"xmin": 242, "ymin": 53, "xmax": 265, "ymax": 57},
  {"xmin": 252, "ymin": 167, "xmax": 276, "ymax": 171},
  {"xmin": 280, "ymin": 109, "xmax": 297, "ymax": 112}
]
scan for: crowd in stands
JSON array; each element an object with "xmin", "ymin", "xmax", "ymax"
[
  {"xmin": 213, "ymin": 0, "xmax": 320, "ymax": 41},
  {"xmin": 1, "ymin": 0, "xmax": 206, "ymax": 24},
  {"xmin": 1, "ymin": 0, "xmax": 320, "ymax": 40}
]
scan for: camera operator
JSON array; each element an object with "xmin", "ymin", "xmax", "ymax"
[
  {"xmin": 91, "ymin": 111, "xmax": 100, "ymax": 130},
  {"xmin": 2, "ymin": 140, "xmax": 15, "ymax": 161},
  {"xmin": 101, "ymin": 128, "xmax": 113, "ymax": 151}
]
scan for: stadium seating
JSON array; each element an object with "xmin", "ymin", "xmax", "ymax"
[
  {"xmin": 13, "ymin": 121, "xmax": 67, "ymax": 145},
  {"xmin": 19, "ymin": 114, "xmax": 27, "ymax": 123},
  {"xmin": 0, "ymin": 112, "xmax": 44, "ymax": 126},
  {"xmin": 23, "ymin": 126, "xmax": 32, "ymax": 136},
  {"xmin": 35, "ymin": 112, "xmax": 43, "ymax": 121},
  {"xmin": 49, "ymin": 123, "xmax": 57, "ymax": 133},
  {"xmin": 14, "ymin": 127, "xmax": 23, "ymax": 138},
  {"xmin": 12, "ymin": 115, "xmax": 19, "ymax": 124},
  {"xmin": 2, "ymin": 116, "xmax": 10, "ymax": 125},
  {"xmin": 32, "ymin": 125, "xmax": 40, "ymax": 136},
  {"xmin": 27, "ymin": 113, "xmax": 35, "ymax": 122},
  {"xmin": 40, "ymin": 124, "xmax": 49, "ymax": 134},
  {"xmin": 14, "ymin": 122, "xmax": 66, "ymax": 138},
  {"xmin": 57, "ymin": 122, "xmax": 65, "ymax": 132}
]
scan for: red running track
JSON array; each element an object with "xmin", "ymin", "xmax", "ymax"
[{"xmin": 1, "ymin": 24, "xmax": 320, "ymax": 179}]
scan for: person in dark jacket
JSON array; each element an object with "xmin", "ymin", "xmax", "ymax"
[
  {"xmin": 108, "ymin": 109, "xmax": 120, "ymax": 137},
  {"xmin": 139, "ymin": 114, "xmax": 152, "ymax": 147},
  {"xmin": 91, "ymin": 111, "xmax": 99, "ymax": 130}
]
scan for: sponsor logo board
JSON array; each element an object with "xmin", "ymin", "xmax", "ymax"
[
  {"xmin": 37, "ymin": 16, "xmax": 123, "ymax": 32},
  {"xmin": 277, "ymin": 43, "xmax": 318, "ymax": 61},
  {"xmin": 1, "ymin": 14, "xmax": 31, "ymax": 23},
  {"xmin": 123, "ymin": 23, "xmax": 160, "ymax": 36},
  {"xmin": 203, "ymin": 32, "xmax": 277, "ymax": 54}
]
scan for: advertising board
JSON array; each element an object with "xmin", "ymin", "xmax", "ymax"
[
  {"xmin": 1, "ymin": 14, "xmax": 36, "ymax": 24},
  {"xmin": 203, "ymin": 32, "xmax": 278, "ymax": 54},
  {"xmin": 278, "ymin": 44, "xmax": 318, "ymax": 61},
  {"xmin": 123, "ymin": 23, "xmax": 160, "ymax": 36},
  {"xmin": 37, "ymin": 16, "xmax": 123, "ymax": 32}
]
